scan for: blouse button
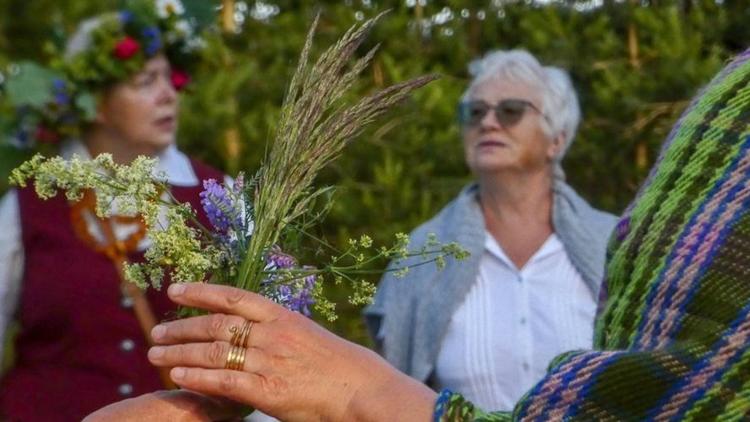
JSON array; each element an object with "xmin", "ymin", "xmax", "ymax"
[
  {"xmin": 121, "ymin": 296, "xmax": 134, "ymax": 308},
  {"xmin": 120, "ymin": 339, "xmax": 136, "ymax": 352},
  {"xmin": 118, "ymin": 383, "xmax": 133, "ymax": 396}
]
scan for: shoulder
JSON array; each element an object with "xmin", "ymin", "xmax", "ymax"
[
  {"xmin": 0, "ymin": 189, "xmax": 19, "ymax": 224},
  {"xmin": 408, "ymin": 184, "xmax": 481, "ymax": 246},
  {"xmin": 379, "ymin": 185, "xmax": 481, "ymax": 291},
  {"xmin": 554, "ymin": 181, "xmax": 618, "ymax": 231}
]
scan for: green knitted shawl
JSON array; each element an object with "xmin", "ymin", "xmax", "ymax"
[{"xmin": 437, "ymin": 48, "xmax": 750, "ymax": 421}]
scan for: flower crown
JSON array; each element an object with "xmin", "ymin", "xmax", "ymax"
[{"xmin": 1, "ymin": 0, "xmax": 208, "ymax": 148}]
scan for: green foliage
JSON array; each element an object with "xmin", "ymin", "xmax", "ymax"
[
  {"xmin": 2, "ymin": 0, "xmax": 750, "ymax": 346},
  {"xmin": 4, "ymin": 62, "xmax": 62, "ymax": 107}
]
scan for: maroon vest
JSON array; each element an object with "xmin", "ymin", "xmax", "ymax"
[{"xmin": 0, "ymin": 159, "xmax": 223, "ymax": 421}]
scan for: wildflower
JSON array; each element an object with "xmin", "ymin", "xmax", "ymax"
[
  {"xmin": 170, "ymin": 69, "xmax": 190, "ymax": 90},
  {"xmin": 113, "ymin": 36, "xmax": 140, "ymax": 60},
  {"xmin": 174, "ymin": 19, "xmax": 193, "ymax": 36},
  {"xmin": 52, "ymin": 79, "xmax": 70, "ymax": 106},
  {"xmin": 265, "ymin": 246, "xmax": 296, "ymax": 270},
  {"xmin": 286, "ymin": 273, "xmax": 317, "ymax": 316},
  {"xmin": 156, "ymin": 0, "xmax": 185, "ymax": 18},
  {"xmin": 266, "ymin": 272, "xmax": 317, "ymax": 317},
  {"xmin": 12, "ymin": 129, "xmax": 31, "ymax": 148},
  {"xmin": 142, "ymin": 27, "xmax": 162, "ymax": 57},
  {"xmin": 119, "ymin": 10, "xmax": 133, "ymax": 23},
  {"xmin": 182, "ymin": 36, "xmax": 206, "ymax": 53},
  {"xmin": 260, "ymin": 247, "xmax": 317, "ymax": 316},
  {"xmin": 199, "ymin": 178, "xmax": 241, "ymax": 233},
  {"xmin": 359, "ymin": 234, "xmax": 373, "ymax": 248}
]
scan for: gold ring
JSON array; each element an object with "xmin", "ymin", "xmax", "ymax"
[
  {"xmin": 229, "ymin": 320, "xmax": 254, "ymax": 348},
  {"xmin": 224, "ymin": 345, "xmax": 247, "ymax": 370}
]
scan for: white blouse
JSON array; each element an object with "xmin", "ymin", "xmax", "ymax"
[{"xmin": 434, "ymin": 232, "xmax": 597, "ymax": 411}]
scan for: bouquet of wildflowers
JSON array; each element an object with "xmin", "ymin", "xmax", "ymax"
[{"xmin": 9, "ymin": 13, "xmax": 468, "ymax": 320}]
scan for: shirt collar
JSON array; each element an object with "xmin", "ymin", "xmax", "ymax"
[
  {"xmin": 60, "ymin": 139, "xmax": 199, "ymax": 187},
  {"xmin": 484, "ymin": 231, "xmax": 564, "ymax": 272}
]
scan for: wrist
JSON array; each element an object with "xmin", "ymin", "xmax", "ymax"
[{"xmin": 343, "ymin": 348, "xmax": 436, "ymax": 422}]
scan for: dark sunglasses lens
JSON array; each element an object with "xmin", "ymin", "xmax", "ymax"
[
  {"xmin": 468, "ymin": 102, "xmax": 489, "ymax": 125},
  {"xmin": 495, "ymin": 100, "xmax": 527, "ymax": 126}
]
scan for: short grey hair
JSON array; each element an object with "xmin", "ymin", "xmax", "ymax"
[{"xmin": 462, "ymin": 49, "xmax": 581, "ymax": 158}]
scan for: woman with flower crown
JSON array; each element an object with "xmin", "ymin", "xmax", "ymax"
[{"xmin": 0, "ymin": 1, "xmax": 227, "ymax": 420}]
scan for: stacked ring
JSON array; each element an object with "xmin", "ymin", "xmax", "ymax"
[
  {"xmin": 229, "ymin": 320, "xmax": 253, "ymax": 348},
  {"xmin": 225, "ymin": 345, "xmax": 247, "ymax": 370},
  {"xmin": 225, "ymin": 320, "xmax": 254, "ymax": 370}
]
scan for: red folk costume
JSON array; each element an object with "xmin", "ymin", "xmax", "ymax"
[{"xmin": 0, "ymin": 159, "xmax": 222, "ymax": 421}]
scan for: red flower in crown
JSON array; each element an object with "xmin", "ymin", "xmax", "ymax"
[
  {"xmin": 171, "ymin": 69, "xmax": 191, "ymax": 90},
  {"xmin": 113, "ymin": 36, "xmax": 140, "ymax": 60},
  {"xmin": 34, "ymin": 125, "xmax": 60, "ymax": 144}
]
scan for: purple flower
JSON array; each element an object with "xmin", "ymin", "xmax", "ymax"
[
  {"xmin": 119, "ymin": 10, "xmax": 133, "ymax": 23},
  {"xmin": 142, "ymin": 27, "xmax": 162, "ymax": 56},
  {"xmin": 286, "ymin": 273, "xmax": 317, "ymax": 316},
  {"xmin": 200, "ymin": 179, "xmax": 242, "ymax": 233},
  {"xmin": 12, "ymin": 129, "xmax": 31, "ymax": 148},
  {"xmin": 265, "ymin": 246, "xmax": 296, "ymax": 270},
  {"xmin": 266, "ymin": 273, "xmax": 316, "ymax": 317},
  {"xmin": 52, "ymin": 79, "xmax": 69, "ymax": 106},
  {"xmin": 261, "ymin": 248, "xmax": 317, "ymax": 317}
]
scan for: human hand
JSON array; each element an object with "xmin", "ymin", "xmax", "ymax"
[
  {"xmin": 82, "ymin": 389, "xmax": 242, "ymax": 422},
  {"xmin": 148, "ymin": 283, "xmax": 436, "ymax": 422}
]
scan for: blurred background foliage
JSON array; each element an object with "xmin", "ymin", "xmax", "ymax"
[{"xmin": 1, "ymin": 0, "xmax": 748, "ymax": 346}]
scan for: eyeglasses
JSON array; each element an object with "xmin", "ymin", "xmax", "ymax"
[{"xmin": 458, "ymin": 99, "xmax": 546, "ymax": 128}]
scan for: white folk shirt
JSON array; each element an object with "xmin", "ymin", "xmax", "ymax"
[
  {"xmin": 434, "ymin": 232, "xmax": 597, "ymax": 411},
  {"xmin": 0, "ymin": 139, "xmax": 223, "ymax": 361}
]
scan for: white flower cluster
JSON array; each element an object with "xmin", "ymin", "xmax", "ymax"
[{"xmin": 10, "ymin": 153, "xmax": 220, "ymax": 289}]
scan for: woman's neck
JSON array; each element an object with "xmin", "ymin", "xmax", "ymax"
[
  {"xmin": 478, "ymin": 169, "xmax": 555, "ymax": 268},
  {"xmin": 478, "ymin": 169, "xmax": 554, "ymax": 225},
  {"xmin": 83, "ymin": 127, "xmax": 162, "ymax": 164}
]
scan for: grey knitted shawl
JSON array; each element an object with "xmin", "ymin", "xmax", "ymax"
[{"xmin": 363, "ymin": 181, "xmax": 617, "ymax": 382}]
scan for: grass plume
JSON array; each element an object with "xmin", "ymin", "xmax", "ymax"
[{"xmin": 237, "ymin": 12, "xmax": 439, "ymax": 291}]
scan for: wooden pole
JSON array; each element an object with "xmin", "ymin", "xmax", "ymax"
[
  {"xmin": 221, "ymin": 0, "xmax": 241, "ymax": 173},
  {"xmin": 222, "ymin": 0, "xmax": 236, "ymax": 33},
  {"xmin": 628, "ymin": 0, "xmax": 648, "ymax": 172}
]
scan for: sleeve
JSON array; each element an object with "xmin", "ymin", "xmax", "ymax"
[
  {"xmin": 433, "ymin": 347, "xmax": 718, "ymax": 421},
  {"xmin": 433, "ymin": 389, "xmax": 512, "ymax": 421},
  {"xmin": 0, "ymin": 190, "xmax": 24, "ymax": 363}
]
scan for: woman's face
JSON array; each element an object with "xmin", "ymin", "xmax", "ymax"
[
  {"xmin": 96, "ymin": 55, "xmax": 179, "ymax": 155},
  {"xmin": 461, "ymin": 78, "xmax": 562, "ymax": 177}
]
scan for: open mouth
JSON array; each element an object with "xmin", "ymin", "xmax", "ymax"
[{"xmin": 154, "ymin": 116, "xmax": 176, "ymax": 130}]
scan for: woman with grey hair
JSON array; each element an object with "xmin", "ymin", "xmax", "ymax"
[{"xmin": 363, "ymin": 49, "xmax": 617, "ymax": 411}]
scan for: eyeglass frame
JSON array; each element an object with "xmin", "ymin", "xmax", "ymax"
[{"xmin": 457, "ymin": 98, "xmax": 551, "ymax": 128}]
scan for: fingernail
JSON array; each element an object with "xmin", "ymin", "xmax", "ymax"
[
  {"xmin": 172, "ymin": 367, "xmax": 186, "ymax": 380},
  {"xmin": 168, "ymin": 283, "xmax": 186, "ymax": 296},
  {"xmin": 148, "ymin": 346, "xmax": 165, "ymax": 359},
  {"xmin": 151, "ymin": 324, "xmax": 166, "ymax": 340}
]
